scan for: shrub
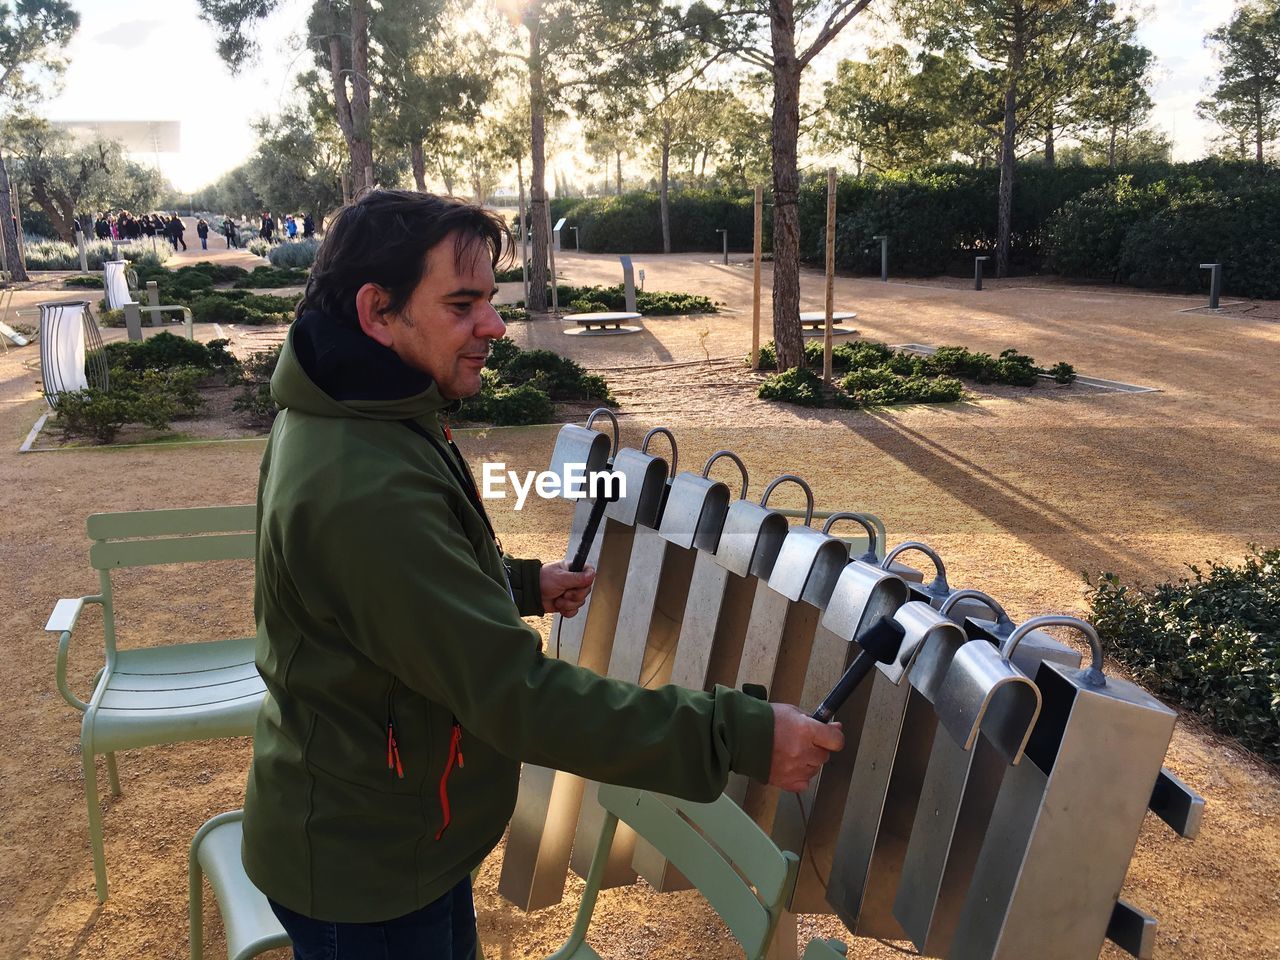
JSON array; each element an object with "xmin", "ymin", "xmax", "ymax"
[
  {"xmin": 559, "ymin": 191, "xmax": 755, "ymax": 254},
  {"xmin": 568, "ymin": 299, "xmax": 611, "ymax": 313},
  {"xmin": 460, "ymin": 378, "xmax": 555, "ymax": 426},
  {"xmin": 532, "ymin": 284, "xmax": 715, "ymax": 315},
  {"xmin": 102, "ymin": 332, "xmax": 231, "ymax": 373},
  {"xmin": 63, "ymin": 275, "xmax": 104, "ymax": 288},
  {"xmin": 1046, "ymin": 361, "xmax": 1077, "ymax": 384},
  {"xmin": 233, "ymin": 265, "xmax": 309, "ymax": 288},
  {"xmin": 189, "ymin": 292, "xmax": 295, "ymax": 325},
  {"xmin": 22, "ymin": 236, "xmax": 169, "ymax": 271},
  {"xmin": 840, "ymin": 368, "xmax": 964, "ymax": 406},
  {"xmin": 1086, "ymin": 548, "xmax": 1280, "ymax": 763},
  {"xmin": 246, "ymin": 238, "xmax": 272, "ymax": 258},
  {"xmin": 234, "ymin": 382, "xmax": 278, "ymax": 425},
  {"xmin": 100, "ymin": 308, "xmax": 126, "ymax": 327},
  {"xmin": 758, "ymin": 366, "xmax": 825, "ymax": 407},
  {"xmin": 495, "ymin": 304, "xmax": 529, "ymax": 323},
  {"xmin": 183, "ymin": 262, "xmax": 249, "ymax": 283},
  {"xmin": 51, "ymin": 389, "xmax": 132, "ymax": 443},
  {"xmin": 267, "ymin": 238, "xmax": 321, "ymax": 269}
]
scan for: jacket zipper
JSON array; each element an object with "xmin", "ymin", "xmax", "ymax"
[
  {"xmin": 435, "ymin": 718, "xmax": 465, "ymax": 840},
  {"xmin": 386, "ymin": 679, "xmax": 403, "ymax": 779}
]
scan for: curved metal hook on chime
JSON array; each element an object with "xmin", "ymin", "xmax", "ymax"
[
  {"xmin": 1010, "ymin": 615, "xmax": 1106, "ymax": 688},
  {"xmin": 712, "ymin": 473, "xmax": 801, "ymax": 580},
  {"xmin": 640, "ymin": 426, "xmax": 678, "ymax": 475},
  {"xmin": 656, "ymin": 446, "xmax": 734, "ymax": 553},
  {"xmin": 763, "ymin": 476, "xmax": 849, "ymax": 607},
  {"xmin": 941, "ymin": 588, "xmax": 1014, "ymax": 638},
  {"xmin": 822, "ymin": 511, "xmax": 879, "ymax": 563},
  {"xmin": 702, "ymin": 449, "xmax": 749, "ymax": 500},
  {"xmin": 934, "ymin": 636, "xmax": 1043, "ymax": 766},
  {"xmin": 882, "ymin": 541, "xmax": 951, "ymax": 605},
  {"xmin": 548, "ymin": 407, "xmax": 616, "ymax": 487}
]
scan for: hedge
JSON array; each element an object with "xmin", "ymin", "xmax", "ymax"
[
  {"xmin": 553, "ymin": 191, "xmax": 756, "ymax": 254},
  {"xmin": 1087, "ymin": 549, "xmax": 1280, "ymax": 763}
]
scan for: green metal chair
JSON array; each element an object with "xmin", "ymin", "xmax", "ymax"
[
  {"xmin": 547, "ymin": 783, "xmax": 847, "ymax": 960},
  {"xmin": 47, "ymin": 504, "xmax": 263, "ymax": 901},
  {"xmin": 189, "ymin": 811, "xmax": 290, "ymax": 960}
]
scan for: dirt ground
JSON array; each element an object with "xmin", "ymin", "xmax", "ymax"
[{"xmin": 1, "ymin": 241, "xmax": 1278, "ymax": 959}]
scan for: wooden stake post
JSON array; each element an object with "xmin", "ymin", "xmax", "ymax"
[
  {"xmin": 824, "ymin": 168, "xmax": 836, "ymax": 385},
  {"xmin": 752, "ymin": 186, "xmax": 763, "ymax": 370},
  {"xmin": 546, "ymin": 204, "xmax": 559, "ymax": 314}
]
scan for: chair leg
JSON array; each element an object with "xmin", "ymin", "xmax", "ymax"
[
  {"xmin": 82, "ymin": 747, "xmax": 109, "ymax": 901},
  {"xmin": 105, "ymin": 752, "xmax": 122, "ymax": 797},
  {"xmin": 188, "ymin": 846, "xmax": 204, "ymax": 960}
]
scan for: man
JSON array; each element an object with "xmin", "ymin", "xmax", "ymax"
[{"xmin": 243, "ymin": 190, "xmax": 841, "ymax": 959}]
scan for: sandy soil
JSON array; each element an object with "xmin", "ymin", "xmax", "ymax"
[{"xmin": 1, "ymin": 242, "xmax": 1278, "ymax": 959}]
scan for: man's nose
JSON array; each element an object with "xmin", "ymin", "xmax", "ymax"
[{"xmin": 478, "ymin": 302, "xmax": 506, "ymax": 340}]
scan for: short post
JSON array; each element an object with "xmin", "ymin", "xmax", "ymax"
[
  {"xmin": 570, "ymin": 226, "xmax": 580, "ymax": 250},
  {"xmin": 77, "ymin": 226, "xmax": 89, "ymax": 274},
  {"xmin": 518, "ymin": 180, "xmax": 529, "ymax": 308},
  {"xmin": 638, "ymin": 268, "xmax": 645, "ymax": 291},
  {"xmin": 715, "ymin": 228, "xmax": 729, "ymax": 265},
  {"xmin": 11, "ymin": 182, "xmax": 27, "ymax": 273},
  {"xmin": 751, "ymin": 185, "xmax": 763, "ymax": 370},
  {"xmin": 146, "ymin": 281, "xmax": 160, "ymax": 326},
  {"xmin": 546, "ymin": 206, "xmax": 559, "ymax": 313},
  {"xmin": 873, "ymin": 234, "xmax": 888, "ymax": 282},
  {"xmin": 111, "ymin": 239, "xmax": 122, "ymax": 261},
  {"xmin": 974, "ymin": 255, "xmax": 990, "ymax": 291},
  {"xmin": 620, "ymin": 255, "xmax": 637, "ymax": 314},
  {"xmin": 123, "ymin": 301, "xmax": 143, "ymax": 341},
  {"xmin": 824, "ymin": 167, "xmax": 837, "ymax": 385},
  {"xmin": 1199, "ymin": 262, "xmax": 1222, "ymax": 310},
  {"xmin": 552, "ymin": 216, "xmax": 566, "ymax": 253}
]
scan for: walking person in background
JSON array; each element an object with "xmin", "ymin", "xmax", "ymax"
[
  {"xmin": 285, "ymin": 214, "xmax": 297, "ymax": 239},
  {"xmin": 223, "ymin": 216, "xmax": 236, "ymax": 248},
  {"xmin": 260, "ymin": 211, "xmax": 275, "ymax": 243},
  {"xmin": 94, "ymin": 212, "xmax": 110, "ymax": 240},
  {"xmin": 168, "ymin": 213, "xmax": 187, "ymax": 252},
  {"xmin": 302, "ymin": 212, "xmax": 315, "ymax": 238},
  {"xmin": 197, "ymin": 217, "xmax": 210, "ymax": 250}
]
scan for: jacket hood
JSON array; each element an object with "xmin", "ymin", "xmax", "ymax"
[{"xmin": 271, "ymin": 309, "xmax": 450, "ymax": 421}]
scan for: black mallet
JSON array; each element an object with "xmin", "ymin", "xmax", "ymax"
[{"xmin": 811, "ymin": 616, "xmax": 906, "ymax": 723}]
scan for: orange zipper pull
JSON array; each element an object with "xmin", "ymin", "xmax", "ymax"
[{"xmin": 387, "ymin": 722, "xmax": 403, "ymax": 779}]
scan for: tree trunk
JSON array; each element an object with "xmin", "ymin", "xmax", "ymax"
[
  {"xmin": 1108, "ymin": 123, "xmax": 1118, "ymax": 169},
  {"xmin": 996, "ymin": 69, "xmax": 1021, "ymax": 278},
  {"xmin": 770, "ymin": 0, "xmax": 804, "ymax": 372},
  {"xmin": 1044, "ymin": 120, "xmax": 1055, "ymax": 169},
  {"xmin": 441, "ymin": 167, "xmax": 456, "ymax": 195},
  {"xmin": 327, "ymin": 1, "xmax": 374, "ymax": 195},
  {"xmin": 28, "ymin": 180, "xmax": 73, "ymax": 242},
  {"xmin": 0, "ymin": 153, "xmax": 28, "ymax": 281},
  {"xmin": 1257, "ymin": 92, "xmax": 1266, "ymax": 164},
  {"xmin": 411, "ymin": 142, "xmax": 427, "ymax": 192},
  {"xmin": 660, "ymin": 126, "xmax": 671, "ymax": 254},
  {"xmin": 616, "ymin": 150, "xmax": 623, "ymax": 195},
  {"xmin": 527, "ymin": 3, "xmax": 550, "ymax": 312}
]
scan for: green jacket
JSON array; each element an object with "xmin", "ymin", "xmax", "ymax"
[{"xmin": 242, "ymin": 313, "xmax": 775, "ymax": 922}]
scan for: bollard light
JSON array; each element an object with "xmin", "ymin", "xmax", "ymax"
[
  {"xmin": 570, "ymin": 226, "xmax": 580, "ymax": 250},
  {"xmin": 1199, "ymin": 262, "xmax": 1222, "ymax": 310},
  {"xmin": 716, "ymin": 228, "xmax": 729, "ymax": 265},
  {"xmin": 974, "ymin": 255, "xmax": 991, "ymax": 291},
  {"xmin": 873, "ymin": 235, "xmax": 889, "ymax": 282}
]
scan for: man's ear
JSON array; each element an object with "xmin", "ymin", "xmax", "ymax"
[{"xmin": 356, "ymin": 283, "xmax": 395, "ymax": 347}]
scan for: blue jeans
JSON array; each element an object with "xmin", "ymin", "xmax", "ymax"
[{"xmin": 269, "ymin": 875, "xmax": 478, "ymax": 960}]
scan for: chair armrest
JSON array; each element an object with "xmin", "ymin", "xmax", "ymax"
[{"xmin": 48, "ymin": 596, "xmax": 104, "ymax": 712}]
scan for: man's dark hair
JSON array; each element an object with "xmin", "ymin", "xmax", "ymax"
[{"xmin": 297, "ymin": 190, "xmax": 512, "ymax": 325}]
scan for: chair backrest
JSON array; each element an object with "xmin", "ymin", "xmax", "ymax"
[
  {"xmin": 597, "ymin": 783, "xmax": 799, "ymax": 959},
  {"xmin": 87, "ymin": 505, "xmax": 257, "ymax": 570},
  {"xmin": 86, "ymin": 505, "xmax": 258, "ymax": 663}
]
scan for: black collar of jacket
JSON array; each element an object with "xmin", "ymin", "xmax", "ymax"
[{"xmin": 292, "ymin": 308, "xmax": 437, "ymax": 403}]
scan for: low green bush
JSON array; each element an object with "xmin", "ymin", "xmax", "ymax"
[
  {"xmin": 496, "ymin": 304, "xmax": 530, "ymax": 323},
  {"xmin": 233, "ymin": 265, "xmax": 309, "ymax": 288},
  {"xmin": 758, "ymin": 367, "xmax": 826, "ymax": 407},
  {"xmin": 234, "ymin": 382, "xmax": 278, "ymax": 425},
  {"xmin": 527, "ymin": 284, "xmax": 715, "ymax": 316},
  {"xmin": 840, "ymin": 368, "xmax": 965, "ymax": 406},
  {"xmin": 461, "ymin": 380, "xmax": 556, "ymax": 426},
  {"xmin": 22, "ymin": 236, "xmax": 170, "ymax": 271},
  {"xmin": 51, "ymin": 357, "xmax": 214, "ymax": 444},
  {"xmin": 63, "ymin": 275, "xmax": 103, "ymax": 288},
  {"xmin": 1086, "ymin": 548, "xmax": 1280, "ymax": 763},
  {"xmin": 189, "ymin": 292, "xmax": 295, "ymax": 325},
  {"xmin": 558, "ymin": 191, "xmax": 755, "ymax": 254},
  {"xmin": 101, "ymin": 332, "xmax": 236, "ymax": 373},
  {"xmin": 267, "ymin": 238, "xmax": 321, "ymax": 269},
  {"xmin": 183, "ymin": 262, "xmax": 250, "ymax": 283},
  {"xmin": 568, "ymin": 299, "xmax": 611, "ymax": 313},
  {"xmin": 1047, "ymin": 361, "xmax": 1077, "ymax": 384}
]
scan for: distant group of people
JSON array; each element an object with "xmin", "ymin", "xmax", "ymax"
[
  {"xmin": 93, "ymin": 211, "xmax": 188, "ymax": 251},
  {"xmin": 257, "ymin": 211, "xmax": 315, "ymax": 244}
]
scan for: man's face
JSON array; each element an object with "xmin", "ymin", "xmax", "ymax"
[{"xmin": 381, "ymin": 233, "xmax": 506, "ymax": 400}]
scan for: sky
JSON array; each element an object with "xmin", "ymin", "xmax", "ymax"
[{"xmin": 36, "ymin": 0, "xmax": 1239, "ymax": 194}]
